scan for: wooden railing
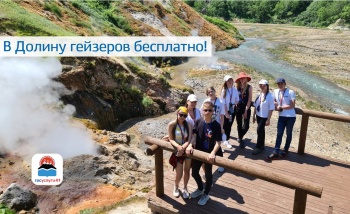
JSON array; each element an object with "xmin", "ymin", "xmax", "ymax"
[
  {"xmin": 295, "ymin": 107, "xmax": 350, "ymax": 154},
  {"xmin": 145, "ymin": 136, "xmax": 323, "ymax": 214}
]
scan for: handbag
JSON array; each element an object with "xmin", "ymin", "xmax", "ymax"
[{"xmin": 169, "ymin": 153, "xmax": 177, "ymax": 170}]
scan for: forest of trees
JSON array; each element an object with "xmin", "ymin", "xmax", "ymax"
[{"xmin": 185, "ymin": 0, "xmax": 350, "ymax": 27}]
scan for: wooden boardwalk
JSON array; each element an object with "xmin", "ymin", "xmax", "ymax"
[{"xmin": 148, "ymin": 140, "xmax": 350, "ymax": 214}]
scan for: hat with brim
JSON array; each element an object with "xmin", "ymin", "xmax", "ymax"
[
  {"xmin": 235, "ymin": 72, "xmax": 251, "ymax": 83},
  {"xmin": 187, "ymin": 94, "xmax": 197, "ymax": 102},
  {"xmin": 224, "ymin": 75, "xmax": 233, "ymax": 82},
  {"xmin": 259, "ymin": 79, "xmax": 269, "ymax": 85}
]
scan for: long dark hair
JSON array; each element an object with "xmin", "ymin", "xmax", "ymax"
[
  {"xmin": 257, "ymin": 84, "xmax": 270, "ymax": 102},
  {"xmin": 221, "ymin": 82, "xmax": 229, "ymax": 98},
  {"xmin": 262, "ymin": 85, "xmax": 270, "ymax": 102}
]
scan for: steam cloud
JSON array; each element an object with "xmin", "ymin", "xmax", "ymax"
[{"xmin": 0, "ymin": 57, "xmax": 98, "ymax": 159}]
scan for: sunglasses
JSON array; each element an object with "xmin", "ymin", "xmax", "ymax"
[
  {"xmin": 203, "ymin": 109, "xmax": 213, "ymax": 112},
  {"xmin": 178, "ymin": 113, "xmax": 188, "ymax": 118}
]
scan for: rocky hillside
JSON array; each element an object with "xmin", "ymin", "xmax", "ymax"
[{"xmin": 0, "ymin": 0, "xmax": 241, "ymax": 130}]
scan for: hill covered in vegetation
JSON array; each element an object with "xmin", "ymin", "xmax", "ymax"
[
  {"xmin": 0, "ymin": 0, "xmax": 243, "ymax": 130},
  {"xmin": 186, "ymin": 0, "xmax": 350, "ymax": 28}
]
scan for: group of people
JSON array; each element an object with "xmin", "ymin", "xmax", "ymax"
[{"xmin": 166, "ymin": 72, "xmax": 296, "ymax": 206}]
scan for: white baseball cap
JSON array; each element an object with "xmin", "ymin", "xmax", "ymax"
[
  {"xmin": 259, "ymin": 79, "xmax": 269, "ymax": 85},
  {"xmin": 187, "ymin": 94, "xmax": 198, "ymax": 102},
  {"xmin": 224, "ymin": 75, "xmax": 233, "ymax": 82}
]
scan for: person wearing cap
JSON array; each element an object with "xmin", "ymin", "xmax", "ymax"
[
  {"xmin": 186, "ymin": 94, "xmax": 201, "ymax": 127},
  {"xmin": 200, "ymin": 86, "xmax": 225, "ymax": 173},
  {"xmin": 235, "ymin": 72, "xmax": 253, "ymax": 148},
  {"xmin": 186, "ymin": 101, "xmax": 222, "ymax": 205},
  {"xmin": 252, "ymin": 79, "xmax": 275, "ymax": 155},
  {"xmin": 266, "ymin": 78, "xmax": 296, "ymax": 161},
  {"xmin": 220, "ymin": 75, "xmax": 239, "ymax": 149},
  {"xmin": 167, "ymin": 106, "xmax": 193, "ymax": 198}
]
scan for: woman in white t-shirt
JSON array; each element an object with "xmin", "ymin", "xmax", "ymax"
[
  {"xmin": 252, "ymin": 79, "xmax": 275, "ymax": 155},
  {"xmin": 220, "ymin": 75, "xmax": 239, "ymax": 149},
  {"xmin": 186, "ymin": 94, "xmax": 201, "ymax": 127}
]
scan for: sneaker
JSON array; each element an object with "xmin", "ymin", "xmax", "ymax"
[
  {"xmin": 198, "ymin": 194, "xmax": 210, "ymax": 205},
  {"xmin": 190, "ymin": 189, "xmax": 204, "ymax": 198},
  {"xmin": 224, "ymin": 141, "xmax": 232, "ymax": 149},
  {"xmin": 238, "ymin": 139, "xmax": 245, "ymax": 148},
  {"xmin": 252, "ymin": 147, "xmax": 263, "ymax": 155},
  {"xmin": 265, "ymin": 152, "xmax": 280, "ymax": 162},
  {"xmin": 281, "ymin": 150, "xmax": 289, "ymax": 158},
  {"xmin": 173, "ymin": 186, "xmax": 180, "ymax": 197},
  {"xmin": 218, "ymin": 167, "xmax": 225, "ymax": 173},
  {"xmin": 182, "ymin": 188, "xmax": 189, "ymax": 199}
]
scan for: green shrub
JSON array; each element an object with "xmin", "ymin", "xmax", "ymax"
[
  {"xmin": 159, "ymin": 75, "xmax": 170, "ymax": 88},
  {"xmin": 44, "ymin": 2, "xmax": 62, "ymax": 17},
  {"xmin": 203, "ymin": 15, "xmax": 244, "ymax": 40},
  {"xmin": 0, "ymin": 204, "xmax": 15, "ymax": 214},
  {"xmin": 142, "ymin": 96, "xmax": 154, "ymax": 108}
]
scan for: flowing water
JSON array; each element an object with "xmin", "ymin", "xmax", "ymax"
[{"xmin": 211, "ymin": 38, "xmax": 350, "ymax": 115}]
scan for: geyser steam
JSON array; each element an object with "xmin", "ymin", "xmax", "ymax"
[{"xmin": 0, "ymin": 57, "xmax": 97, "ymax": 158}]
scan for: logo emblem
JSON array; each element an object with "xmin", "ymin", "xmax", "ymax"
[{"xmin": 32, "ymin": 154, "xmax": 63, "ymax": 185}]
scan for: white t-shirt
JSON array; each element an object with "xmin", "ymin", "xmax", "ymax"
[
  {"xmin": 253, "ymin": 92, "xmax": 275, "ymax": 118},
  {"xmin": 273, "ymin": 88, "xmax": 296, "ymax": 117},
  {"xmin": 220, "ymin": 87, "xmax": 239, "ymax": 110},
  {"xmin": 186, "ymin": 108, "xmax": 201, "ymax": 126},
  {"xmin": 200, "ymin": 98, "xmax": 225, "ymax": 124}
]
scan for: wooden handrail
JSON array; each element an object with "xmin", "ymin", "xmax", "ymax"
[
  {"xmin": 295, "ymin": 107, "xmax": 350, "ymax": 123},
  {"xmin": 145, "ymin": 136, "xmax": 323, "ymax": 213},
  {"xmin": 294, "ymin": 107, "xmax": 350, "ymax": 154},
  {"xmin": 145, "ymin": 136, "xmax": 323, "ymax": 198}
]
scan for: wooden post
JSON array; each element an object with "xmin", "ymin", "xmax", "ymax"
[
  {"xmin": 327, "ymin": 206, "xmax": 333, "ymax": 214},
  {"xmin": 293, "ymin": 189, "xmax": 307, "ymax": 214},
  {"xmin": 298, "ymin": 114, "xmax": 309, "ymax": 154},
  {"xmin": 155, "ymin": 147, "xmax": 164, "ymax": 197}
]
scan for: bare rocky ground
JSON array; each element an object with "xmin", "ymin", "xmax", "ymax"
[
  {"xmin": 1, "ymin": 24, "xmax": 349, "ymax": 213},
  {"xmin": 110, "ymin": 24, "xmax": 350, "ymax": 213}
]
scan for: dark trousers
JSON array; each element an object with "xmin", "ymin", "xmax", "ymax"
[
  {"xmin": 223, "ymin": 112, "xmax": 235, "ymax": 140},
  {"xmin": 192, "ymin": 159, "xmax": 213, "ymax": 195},
  {"xmin": 256, "ymin": 115, "xmax": 267, "ymax": 148},
  {"xmin": 236, "ymin": 109, "xmax": 251, "ymax": 139},
  {"xmin": 274, "ymin": 116, "xmax": 296, "ymax": 153}
]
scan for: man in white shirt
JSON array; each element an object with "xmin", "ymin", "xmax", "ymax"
[{"xmin": 266, "ymin": 78, "xmax": 296, "ymax": 161}]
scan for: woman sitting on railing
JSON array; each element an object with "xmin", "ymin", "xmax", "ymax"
[{"xmin": 167, "ymin": 106, "xmax": 193, "ymax": 199}]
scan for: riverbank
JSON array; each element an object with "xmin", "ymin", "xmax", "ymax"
[{"xmin": 234, "ymin": 23, "xmax": 350, "ymax": 92}]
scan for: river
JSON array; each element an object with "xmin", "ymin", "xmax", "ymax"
[{"xmin": 173, "ymin": 37, "xmax": 350, "ymax": 115}]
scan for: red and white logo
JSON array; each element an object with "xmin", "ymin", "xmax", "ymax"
[{"xmin": 32, "ymin": 154, "xmax": 63, "ymax": 185}]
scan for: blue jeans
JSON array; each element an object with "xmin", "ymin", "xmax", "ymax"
[{"xmin": 274, "ymin": 116, "xmax": 296, "ymax": 153}]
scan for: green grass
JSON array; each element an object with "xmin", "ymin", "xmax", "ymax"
[
  {"xmin": 203, "ymin": 15, "xmax": 244, "ymax": 40},
  {"xmin": 69, "ymin": 0, "xmax": 130, "ymax": 36},
  {"xmin": 124, "ymin": 61, "xmax": 153, "ymax": 79},
  {"xmin": 44, "ymin": 2, "xmax": 62, "ymax": 17},
  {"xmin": 0, "ymin": 0, "xmax": 74, "ymax": 36}
]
